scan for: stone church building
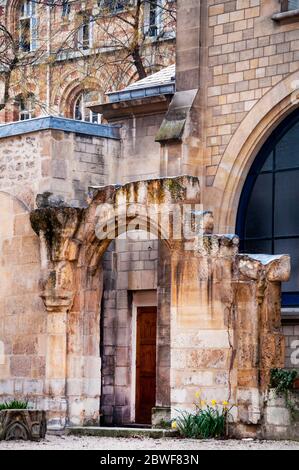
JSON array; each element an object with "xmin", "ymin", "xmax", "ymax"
[{"xmin": 1, "ymin": 0, "xmax": 299, "ymax": 439}]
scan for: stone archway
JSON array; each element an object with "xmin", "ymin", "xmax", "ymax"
[
  {"xmin": 30, "ymin": 176, "xmax": 207, "ymax": 427},
  {"xmin": 30, "ymin": 175, "xmax": 290, "ymax": 432}
]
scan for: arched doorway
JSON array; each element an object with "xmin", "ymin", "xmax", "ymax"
[{"xmin": 237, "ymin": 108, "xmax": 299, "ymax": 308}]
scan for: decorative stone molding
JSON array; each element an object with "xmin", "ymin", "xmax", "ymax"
[{"xmin": 0, "ymin": 410, "xmax": 47, "ymax": 441}]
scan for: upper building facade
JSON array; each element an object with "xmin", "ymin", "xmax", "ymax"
[{"xmin": 0, "ymin": 0, "xmax": 176, "ymax": 123}]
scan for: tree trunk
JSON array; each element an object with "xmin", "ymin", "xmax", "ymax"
[{"xmin": 132, "ymin": 47, "xmax": 147, "ymax": 79}]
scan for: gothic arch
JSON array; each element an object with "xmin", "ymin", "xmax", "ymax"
[
  {"xmin": 212, "ymin": 70, "xmax": 299, "ymax": 233},
  {"xmin": 52, "ymin": 73, "xmax": 106, "ymax": 118},
  {"xmin": 30, "ymin": 176, "xmax": 204, "ymax": 426}
]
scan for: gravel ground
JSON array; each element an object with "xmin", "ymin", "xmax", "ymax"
[{"xmin": 0, "ymin": 435, "xmax": 299, "ymax": 450}]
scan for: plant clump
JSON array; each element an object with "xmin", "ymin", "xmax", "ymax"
[
  {"xmin": 0, "ymin": 400, "xmax": 29, "ymax": 411},
  {"xmin": 172, "ymin": 392, "xmax": 234, "ymax": 439}
]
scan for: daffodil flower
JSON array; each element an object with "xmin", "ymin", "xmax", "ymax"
[
  {"xmin": 195, "ymin": 391, "xmax": 201, "ymax": 399},
  {"xmin": 171, "ymin": 421, "xmax": 177, "ymax": 429},
  {"xmin": 222, "ymin": 401, "xmax": 229, "ymax": 407},
  {"xmin": 211, "ymin": 399, "xmax": 217, "ymax": 406}
]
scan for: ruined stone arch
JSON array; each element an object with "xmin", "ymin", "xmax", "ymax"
[
  {"xmin": 30, "ymin": 176, "xmax": 205, "ymax": 425},
  {"xmin": 212, "ymin": 70, "xmax": 299, "ymax": 233}
]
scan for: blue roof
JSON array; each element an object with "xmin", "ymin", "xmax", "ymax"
[{"xmin": 0, "ymin": 116, "xmax": 120, "ymax": 140}]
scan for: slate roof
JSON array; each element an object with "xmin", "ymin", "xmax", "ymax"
[
  {"xmin": 124, "ymin": 64, "xmax": 176, "ymax": 91},
  {"xmin": 108, "ymin": 64, "xmax": 176, "ymax": 103}
]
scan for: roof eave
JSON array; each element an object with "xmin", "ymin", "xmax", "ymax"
[{"xmin": 89, "ymin": 94, "xmax": 173, "ymax": 121}]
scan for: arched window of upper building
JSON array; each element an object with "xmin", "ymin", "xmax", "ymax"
[
  {"xmin": 73, "ymin": 91, "xmax": 102, "ymax": 124},
  {"xmin": 237, "ymin": 108, "xmax": 299, "ymax": 307},
  {"xmin": 19, "ymin": 0, "xmax": 38, "ymax": 52},
  {"xmin": 16, "ymin": 94, "xmax": 35, "ymax": 120}
]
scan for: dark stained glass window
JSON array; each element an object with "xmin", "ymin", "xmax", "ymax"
[{"xmin": 237, "ymin": 108, "xmax": 299, "ymax": 306}]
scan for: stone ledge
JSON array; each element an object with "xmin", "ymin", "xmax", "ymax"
[{"xmin": 65, "ymin": 426, "xmax": 178, "ymax": 439}]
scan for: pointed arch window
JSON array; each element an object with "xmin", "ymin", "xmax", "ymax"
[
  {"xmin": 237, "ymin": 108, "xmax": 299, "ymax": 307},
  {"xmin": 19, "ymin": 0, "xmax": 38, "ymax": 52},
  {"xmin": 73, "ymin": 91, "xmax": 102, "ymax": 124}
]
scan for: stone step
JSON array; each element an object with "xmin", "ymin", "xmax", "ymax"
[{"xmin": 65, "ymin": 426, "xmax": 178, "ymax": 439}]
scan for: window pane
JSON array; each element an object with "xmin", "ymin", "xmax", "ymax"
[
  {"xmin": 288, "ymin": 0, "xmax": 299, "ymax": 11},
  {"xmin": 243, "ymin": 239, "xmax": 272, "ymax": 254},
  {"xmin": 244, "ymin": 173, "xmax": 273, "ymax": 239},
  {"xmin": 275, "ymin": 239, "xmax": 299, "ymax": 293},
  {"xmin": 276, "ymin": 121, "xmax": 299, "ymax": 170},
  {"xmin": 274, "ymin": 170, "xmax": 299, "ymax": 237},
  {"xmin": 260, "ymin": 151, "xmax": 273, "ymax": 172}
]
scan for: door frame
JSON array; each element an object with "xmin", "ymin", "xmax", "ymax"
[{"xmin": 130, "ymin": 291, "xmax": 157, "ymax": 423}]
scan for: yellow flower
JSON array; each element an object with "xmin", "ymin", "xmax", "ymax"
[
  {"xmin": 200, "ymin": 400, "xmax": 206, "ymax": 407},
  {"xmin": 222, "ymin": 401, "xmax": 229, "ymax": 407},
  {"xmin": 195, "ymin": 390, "xmax": 201, "ymax": 399},
  {"xmin": 171, "ymin": 421, "xmax": 177, "ymax": 430},
  {"xmin": 211, "ymin": 399, "xmax": 217, "ymax": 406}
]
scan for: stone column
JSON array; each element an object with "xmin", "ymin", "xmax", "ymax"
[
  {"xmin": 42, "ymin": 270, "xmax": 74, "ymax": 429},
  {"xmin": 169, "ymin": 234, "xmax": 239, "ymax": 416},
  {"xmin": 66, "ymin": 261, "xmax": 103, "ymax": 426},
  {"xmin": 156, "ymin": 240, "xmax": 171, "ymax": 416},
  {"xmin": 30, "ymin": 206, "xmax": 82, "ymax": 429},
  {"xmin": 236, "ymin": 254, "xmax": 290, "ymax": 429}
]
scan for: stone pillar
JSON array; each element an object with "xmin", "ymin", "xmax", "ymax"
[
  {"xmin": 42, "ymin": 278, "xmax": 73, "ymax": 429},
  {"xmin": 236, "ymin": 254, "xmax": 290, "ymax": 429},
  {"xmin": 39, "ymin": 254, "xmax": 76, "ymax": 429},
  {"xmin": 176, "ymin": 0, "xmax": 201, "ymax": 92},
  {"xmin": 169, "ymin": 234, "xmax": 239, "ymax": 415},
  {"xmin": 156, "ymin": 240, "xmax": 171, "ymax": 409},
  {"xmin": 30, "ymin": 206, "xmax": 82, "ymax": 429},
  {"xmin": 66, "ymin": 261, "xmax": 103, "ymax": 426}
]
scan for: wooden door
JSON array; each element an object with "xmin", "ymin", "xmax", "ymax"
[{"xmin": 135, "ymin": 306, "xmax": 157, "ymax": 424}]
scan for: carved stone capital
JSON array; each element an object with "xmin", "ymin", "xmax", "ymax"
[
  {"xmin": 30, "ymin": 206, "xmax": 83, "ymax": 262},
  {"xmin": 41, "ymin": 290, "xmax": 75, "ymax": 313},
  {"xmin": 238, "ymin": 254, "xmax": 291, "ymax": 282}
]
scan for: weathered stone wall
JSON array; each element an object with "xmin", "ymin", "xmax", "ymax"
[
  {"xmin": 262, "ymin": 389, "xmax": 299, "ymax": 440},
  {"xmin": 0, "ymin": 193, "xmax": 46, "ymax": 407},
  {"xmin": 0, "ymin": 124, "xmax": 120, "ymax": 423},
  {"xmin": 0, "ymin": 127, "xmax": 120, "ymax": 208},
  {"xmin": 170, "ymin": 238, "xmax": 289, "ymax": 431},
  {"xmin": 113, "ymin": 113, "xmax": 165, "ymax": 184}
]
